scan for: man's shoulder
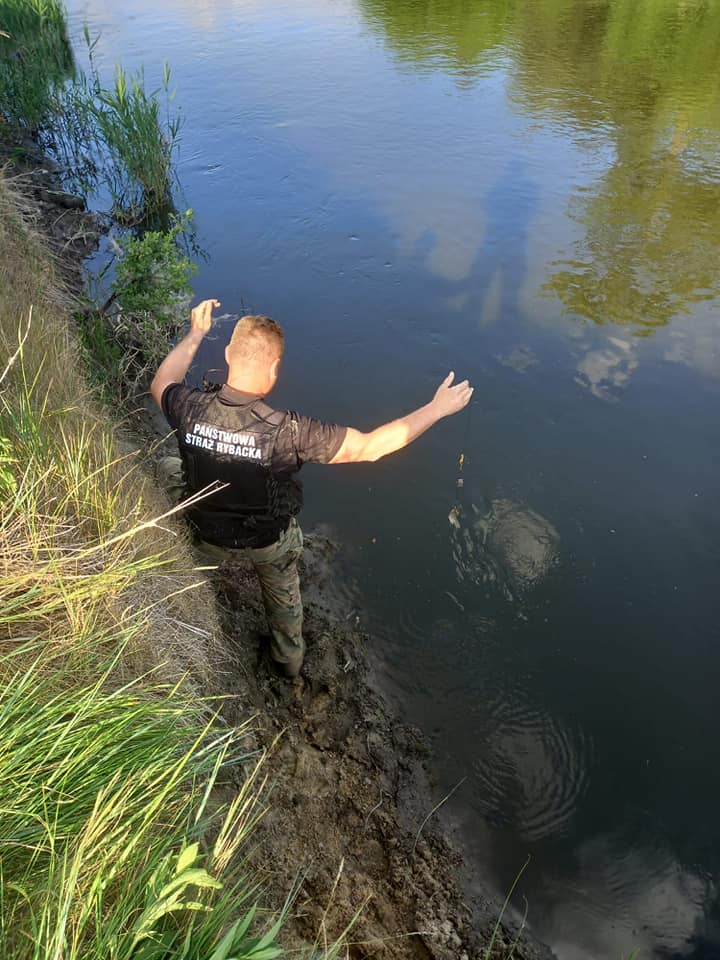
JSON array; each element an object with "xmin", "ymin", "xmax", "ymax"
[
  {"xmin": 278, "ymin": 409, "xmax": 347, "ymax": 466},
  {"xmin": 161, "ymin": 382, "xmax": 205, "ymax": 423},
  {"xmin": 252, "ymin": 399, "xmax": 289, "ymax": 427}
]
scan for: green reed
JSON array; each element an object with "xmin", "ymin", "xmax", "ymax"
[{"xmin": 60, "ymin": 54, "xmax": 183, "ymax": 223}]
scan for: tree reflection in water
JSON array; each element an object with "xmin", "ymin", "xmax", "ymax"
[{"xmin": 359, "ymin": 0, "xmax": 720, "ymax": 335}]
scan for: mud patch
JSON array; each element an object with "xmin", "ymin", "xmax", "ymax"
[{"xmin": 212, "ymin": 535, "xmax": 553, "ymax": 959}]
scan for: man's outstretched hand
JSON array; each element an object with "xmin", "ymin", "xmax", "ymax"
[
  {"xmin": 150, "ymin": 298, "xmax": 222, "ymax": 408},
  {"xmin": 431, "ymin": 371, "xmax": 474, "ymax": 418},
  {"xmin": 190, "ymin": 298, "xmax": 221, "ymax": 337}
]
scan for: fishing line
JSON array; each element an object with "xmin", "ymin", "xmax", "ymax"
[
  {"xmin": 456, "ymin": 398, "xmax": 474, "ymax": 491},
  {"xmin": 448, "ymin": 398, "xmax": 475, "ymax": 534}
]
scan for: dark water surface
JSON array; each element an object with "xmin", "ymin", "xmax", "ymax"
[{"xmin": 66, "ymin": 1, "xmax": 720, "ymax": 955}]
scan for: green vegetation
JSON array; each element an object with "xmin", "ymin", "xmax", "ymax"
[
  {"xmin": 0, "ymin": 0, "xmax": 181, "ymax": 223},
  {"xmin": 0, "ymin": 0, "xmax": 194, "ymax": 394},
  {"xmin": 114, "ymin": 211, "xmax": 197, "ymax": 321},
  {"xmin": 92, "ymin": 61, "xmax": 181, "ymax": 216},
  {"xmin": 73, "ymin": 209, "xmax": 199, "ymax": 403},
  {"xmin": 106, "ymin": 209, "xmax": 199, "ymax": 370},
  {"xmin": 73, "ymin": 208, "xmax": 198, "ymax": 404},
  {"xmin": 0, "ymin": 0, "xmax": 73, "ymax": 126},
  {"xmin": 0, "ymin": 652, "xmax": 284, "ymax": 960},
  {"xmin": 58, "ymin": 50, "xmax": 183, "ymax": 224}
]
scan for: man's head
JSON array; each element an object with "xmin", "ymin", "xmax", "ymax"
[{"xmin": 225, "ymin": 315, "xmax": 285, "ymax": 396}]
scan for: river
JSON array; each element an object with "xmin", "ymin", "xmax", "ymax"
[{"xmin": 64, "ymin": 1, "xmax": 720, "ymax": 956}]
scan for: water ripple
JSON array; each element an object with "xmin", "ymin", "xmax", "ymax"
[{"xmin": 471, "ymin": 689, "xmax": 593, "ymax": 842}]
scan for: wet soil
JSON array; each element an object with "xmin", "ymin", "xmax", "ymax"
[
  {"xmin": 210, "ymin": 536, "xmax": 552, "ymax": 960},
  {"xmin": 4, "ymin": 141, "xmax": 554, "ymax": 960}
]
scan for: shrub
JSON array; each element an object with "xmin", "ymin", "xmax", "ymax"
[{"xmin": 110, "ymin": 210, "xmax": 198, "ymax": 365}]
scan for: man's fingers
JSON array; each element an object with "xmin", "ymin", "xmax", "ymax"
[
  {"xmin": 194, "ymin": 298, "xmax": 221, "ymax": 311},
  {"xmin": 190, "ymin": 298, "xmax": 221, "ymax": 334},
  {"xmin": 432, "ymin": 371, "xmax": 473, "ymax": 414}
]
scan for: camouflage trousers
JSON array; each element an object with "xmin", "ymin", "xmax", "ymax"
[{"xmin": 157, "ymin": 456, "xmax": 304, "ymax": 667}]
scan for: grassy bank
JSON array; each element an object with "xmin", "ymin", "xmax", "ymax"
[
  {"xmin": 0, "ymin": 167, "xmax": 297, "ymax": 957},
  {"xmin": 0, "ymin": 2, "xmax": 307, "ymax": 951}
]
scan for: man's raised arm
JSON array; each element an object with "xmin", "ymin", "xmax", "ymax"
[
  {"xmin": 330, "ymin": 372, "xmax": 473, "ymax": 464},
  {"xmin": 150, "ymin": 298, "xmax": 221, "ymax": 408}
]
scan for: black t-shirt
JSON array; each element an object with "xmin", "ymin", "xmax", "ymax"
[{"xmin": 161, "ymin": 382, "xmax": 346, "ymax": 547}]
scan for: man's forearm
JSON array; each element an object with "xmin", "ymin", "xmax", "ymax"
[
  {"xmin": 332, "ymin": 402, "xmax": 443, "ymax": 464},
  {"xmin": 330, "ymin": 372, "xmax": 473, "ymax": 464},
  {"xmin": 150, "ymin": 330, "xmax": 204, "ymax": 406},
  {"xmin": 362, "ymin": 402, "xmax": 440, "ymax": 462}
]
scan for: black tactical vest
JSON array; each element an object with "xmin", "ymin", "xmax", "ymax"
[{"xmin": 175, "ymin": 385, "xmax": 303, "ymax": 548}]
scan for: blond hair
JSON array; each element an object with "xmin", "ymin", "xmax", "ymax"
[{"xmin": 226, "ymin": 315, "xmax": 285, "ymax": 368}]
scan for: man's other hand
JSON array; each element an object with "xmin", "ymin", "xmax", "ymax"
[
  {"xmin": 431, "ymin": 371, "xmax": 474, "ymax": 418},
  {"xmin": 190, "ymin": 298, "xmax": 221, "ymax": 337}
]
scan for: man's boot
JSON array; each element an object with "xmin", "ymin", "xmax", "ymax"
[{"xmin": 275, "ymin": 652, "xmax": 303, "ymax": 678}]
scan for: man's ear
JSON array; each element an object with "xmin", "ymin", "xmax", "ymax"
[
  {"xmin": 270, "ymin": 357, "xmax": 281, "ymax": 381},
  {"xmin": 224, "ymin": 345, "xmax": 230, "ymax": 366}
]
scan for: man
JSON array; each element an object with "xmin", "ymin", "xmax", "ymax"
[{"xmin": 151, "ymin": 299, "xmax": 473, "ymax": 678}]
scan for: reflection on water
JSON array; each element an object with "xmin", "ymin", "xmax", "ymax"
[
  {"xmin": 360, "ymin": 0, "xmax": 511, "ymax": 80},
  {"xmin": 449, "ymin": 497, "xmax": 560, "ymax": 600},
  {"xmin": 423, "ymin": 614, "xmax": 595, "ymax": 845},
  {"xmin": 540, "ymin": 835, "xmax": 715, "ymax": 959},
  {"xmin": 361, "ymin": 0, "xmax": 720, "ymax": 337},
  {"xmin": 574, "ymin": 335, "xmax": 639, "ymax": 402},
  {"xmin": 545, "ymin": 145, "xmax": 720, "ymax": 333}
]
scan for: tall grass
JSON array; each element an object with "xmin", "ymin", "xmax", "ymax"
[
  {"xmin": 0, "ymin": 0, "xmax": 73, "ymax": 126},
  {"xmin": 0, "ymin": 644, "xmax": 285, "ymax": 960},
  {"xmin": 59, "ymin": 51, "xmax": 183, "ymax": 224},
  {"xmin": 0, "ymin": 166, "xmax": 297, "ymax": 957},
  {"xmin": 96, "ymin": 62, "xmax": 181, "ymax": 214}
]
